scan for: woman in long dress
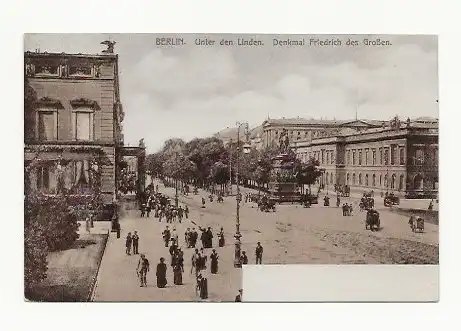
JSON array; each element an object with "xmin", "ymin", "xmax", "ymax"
[
  {"xmin": 173, "ymin": 258, "xmax": 183, "ymax": 285},
  {"xmin": 210, "ymin": 249, "xmax": 219, "ymax": 274},
  {"xmin": 156, "ymin": 257, "xmax": 167, "ymax": 288}
]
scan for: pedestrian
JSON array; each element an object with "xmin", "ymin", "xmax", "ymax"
[
  {"xmin": 140, "ymin": 202, "xmax": 146, "ymax": 217},
  {"xmin": 206, "ymin": 227, "xmax": 213, "ymax": 248},
  {"xmin": 240, "ymin": 251, "xmax": 248, "ymax": 265},
  {"xmin": 200, "ymin": 227, "xmax": 207, "ymax": 248},
  {"xmin": 196, "ymin": 271, "xmax": 208, "ymax": 300},
  {"xmin": 178, "ymin": 248, "xmax": 184, "ymax": 272},
  {"xmin": 255, "ymin": 242, "xmax": 263, "ymax": 264},
  {"xmin": 210, "ymin": 249, "xmax": 219, "ymax": 274},
  {"xmin": 136, "ymin": 254, "xmax": 150, "ymax": 287},
  {"xmin": 132, "ymin": 230, "xmax": 139, "ymax": 255},
  {"xmin": 235, "ymin": 289, "xmax": 243, "ymax": 302},
  {"xmin": 185, "ymin": 228, "xmax": 191, "ymax": 248},
  {"xmin": 200, "ymin": 247, "xmax": 207, "ymax": 270},
  {"xmin": 156, "ymin": 257, "xmax": 167, "ymax": 288},
  {"xmin": 125, "ymin": 232, "xmax": 132, "ymax": 255},
  {"xmin": 184, "ymin": 205, "xmax": 189, "ymax": 219},
  {"xmin": 85, "ymin": 217, "xmax": 91, "ymax": 234},
  {"xmin": 146, "ymin": 204, "xmax": 151, "ymax": 218},
  {"xmin": 171, "ymin": 227, "xmax": 179, "ymax": 246},
  {"xmin": 191, "ymin": 249, "xmax": 200, "ymax": 276},
  {"xmin": 162, "ymin": 226, "xmax": 171, "ymax": 247},
  {"xmin": 191, "ymin": 228, "xmax": 198, "ymax": 248},
  {"xmin": 201, "ymin": 197, "xmax": 206, "ymax": 208},
  {"xmin": 169, "ymin": 242, "xmax": 178, "ymax": 266},
  {"xmin": 218, "ymin": 227, "xmax": 225, "ymax": 247},
  {"xmin": 173, "ymin": 254, "xmax": 183, "ymax": 285}
]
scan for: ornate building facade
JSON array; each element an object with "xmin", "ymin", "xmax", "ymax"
[
  {"xmin": 24, "ymin": 49, "xmax": 145, "ymax": 206},
  {"xmin": 261, "ymin": 118, "xmax": 386, "ymax": 150},
  {"xmin": 292, "ymin": 118, "xmax": 438, "ymax": 198}
]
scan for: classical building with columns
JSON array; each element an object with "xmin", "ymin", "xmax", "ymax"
[
  {"xmin": 261, "ymin": 117, "xmax": 386, "ymax": 150},
  {"xmin": 292, "ymin": 117, "xmax": 438, "ymax": 198}
]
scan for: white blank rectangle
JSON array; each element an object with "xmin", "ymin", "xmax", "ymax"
[{"xmin": 242, "ymin": 265, "xmax": 439, "ymax": 302}]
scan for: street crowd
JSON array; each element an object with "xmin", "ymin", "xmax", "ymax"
[{"xmin": 121, "ymin": 183, "xmax": 264, "ymax": 301}]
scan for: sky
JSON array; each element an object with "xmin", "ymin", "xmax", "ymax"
[{"xmin": 24, "ymin": 34, "xmax": 438, "ymax": 153}]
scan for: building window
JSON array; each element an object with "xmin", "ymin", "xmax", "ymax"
[
  {"xmin": 359, "ymin": 173, "xmax": 362, "ymax": 185},
  {"xmin": 37, "ymin": 109, "xmax": 58, "ymax": 141},
  {"xmin": 379, "ymin": 174, "xmax": 382, "ymax": 186},
  {"xmin": 379, "ymin": 148, "xmax": 383, "ymax": 165},
  {"xmin": 372, "ymin": 149, "xmax": 376, "ymax": 165},
  {"xmin": 36, "ymin": 165, "xmax": 50, "ymax": 192},
  {"xmin": 330, "ymin": 173, "xmax": 334, "ymax": 184},
  {"xmin": 35, "ymin": 64, "xmax": 59, "ymax": 76},
  {"xmin": 352, "ymin": 173, "xmax": 356, "ymax": 185},
  {"xmin": 399, "ymin": 147, "xmax": 405, "ymax": 165},
  {"xmin": 391, "ymin": 145, "xmax": 397, "ymax": 165},
  {"xmin": 72, "ymin": 109, "xmax": 94, "ymax": 141},
  {"xmin": 347, "ymin": 150, "xmax": 350, "ymax": 165},
  {"xmin": 384, "ymin": 149, "xmax": 389, "ymax": 165},
  {"xmin": 372, "ymin": 174, "xmax": 376, "ymax": 187},
  {"xmin": 415, "ymin": 149, "xmax": 424, "ymax": 165},
  {"xmin": 352, "ymin": 150, "xmax": 356, "ymax": 165},
  {"xmin": 391, "ymin": 174, "xmax": 396, "ymax": 189},
  {"xmin": 69, "ymin": 65, "xmax": 92, "ymax": 77},
  {"xmin": 365, "ymin": 174, "xmax": 369, "ymax": 186},
  {"xmin": 321, "ymin": 150, "xmax": 325, "ymax": 164},
  {"xmin": 413, "ymin": 174, "xmax": 423, "ymax": 190},
  {"xmin": 358, "ymin": 150, "xmax": 362, "ymax": 165},
  {"xmin": 384, "ymin": 174, "xmax": 388, "ymax": 188},
  {"xmin": 365, "ymin": 149, "xmax": 369, "ymax": 165},
  {"xmin": 346, "ymin": 173, "xmax": 350, "ymax": 185},
  {"xmin": 326, "ymin": 172, "xmax": 329, "ymax": 185},
  {"xmin": 331, "ymin": 152, "xmax": 335, "ymax": 165},
  {"xmin": 399, "ymin": 175, "xmax": 404, "ymax": 191}
]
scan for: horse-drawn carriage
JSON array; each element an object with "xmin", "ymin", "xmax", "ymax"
[
  {"xmin": 258, "ymin": 196, "xmax": 276, "ymax": 212},
  {"xmin": 365, "ymin": 209, "xmax": 380, "ymax": 231},
  {"xmin": 359, "ymin": 194, "xmax": 375, "ymax": 211},
  {"xmin": 384, "ymin": 192, "xmax": 400, "ymax": 207},
  {"xmin": 408, "ymin": 216, "xmax": 424, "ymax": 233}
]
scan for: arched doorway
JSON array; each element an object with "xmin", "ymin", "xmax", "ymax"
[
  {"xmin": 346, "ymin": 173, "xmax": 350, "ymax": 185},
  {"xmin": 399, "ymin": 175, "xmax": 404, "ymax": 191},
  {"xmin": 352, "ymin": 173, "xmax": 356, "ymax": 185},
  {"xmin": 372, "ymin": 174, "xmax": 376, "ymax": 187},
  {"xmin": 365, "ymin": 174, "xmax": 369, "ymax": 186}
]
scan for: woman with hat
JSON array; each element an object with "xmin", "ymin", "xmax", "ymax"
[
  {"xmin": 210, "ymin": 249, "xmax": 219, "ymax": 274},
  {"xmin": 156, "ymin": 257, "xmax": 167, "ymax": 288}
]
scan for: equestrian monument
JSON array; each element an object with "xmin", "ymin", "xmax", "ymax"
[{"xmin": 268, "ymin": 129, "xmax": 302, "ymax": 203}]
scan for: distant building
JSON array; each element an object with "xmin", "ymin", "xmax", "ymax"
[
  {"xmin": 24, "ymin": 49, "xmax": 145, "ymax": 205},
  {"xmin": 261, "ymin": 118, "xmax": 385, "ymax": 149},
  {"xmin": 292, "ymin": 117, "xmax": 439, "ymax": 198}
]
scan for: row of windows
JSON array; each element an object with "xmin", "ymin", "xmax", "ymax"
[
  {"xmin": 346, "ymin": 145, "xmax": 405, "ymax": 166},
  {"xmin": 37, "ymin": 108, "xmax": 95, "ymax": 141},
  {"xmin": 26, "ymin": 63, "xmax": 101, "ymax": 78},
  {"xmin": 345, "ymin": 173, "xmax": 405, "ymax": 190},
  {"xmin": 297, "ymin": 149, "xmax": 335, "ymax": 165}
]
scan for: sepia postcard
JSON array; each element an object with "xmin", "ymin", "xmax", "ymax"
[{"xmin": 24, "ymin": 33, "xmax": 439, "ymax": 302}]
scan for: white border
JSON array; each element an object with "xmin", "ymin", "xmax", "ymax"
[{"xmin": 1, "ymin": 0, "xmax": 459, "ymax": 330}]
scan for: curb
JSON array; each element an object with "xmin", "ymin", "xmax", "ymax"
[{"xmin": 87, "ymin": 230, "xmax": 109, "ymax": 302}]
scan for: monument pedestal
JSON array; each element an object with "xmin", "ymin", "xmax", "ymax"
[{"xmin": 268, "ymin": 153, "xmax": 301, "ymax": 203}]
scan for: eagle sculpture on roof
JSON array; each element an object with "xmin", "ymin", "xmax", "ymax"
[{"xmin": 101, "ymin": 40, "xmax": 116, "ymax": 54}]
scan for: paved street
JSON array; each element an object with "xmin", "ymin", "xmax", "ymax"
[{"xmin": 92, "ymin": 181, "xmax": 438, "ymax": 302}]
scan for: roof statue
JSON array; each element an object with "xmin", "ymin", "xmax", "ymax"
[
  {"xmin": 139, "ymin": 138, "xmax": 145, "ymax": 148},
  {"xmin": 101, "ymin": 40, "xmax": 116, "ymax": 54}
]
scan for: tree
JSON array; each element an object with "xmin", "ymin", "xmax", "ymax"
[
  {"xmin": 294, "ymin": 157, "xmax": 322, "ymax": 195},
  {"xmin": 145, "ymin": 152, "xmax": 164, "ymax": 177},
  {"xmin": 209, "ymin": 161, "xmax": 229, "ymax": 193}
]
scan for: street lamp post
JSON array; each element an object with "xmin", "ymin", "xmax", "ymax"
[
  {"xmin": 228, "ymin": 139, "xmax": 232, "ymax": 196},
  {"xmin": 234, "ymin": 121, "xmax": 249, "ymax": 268}
]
